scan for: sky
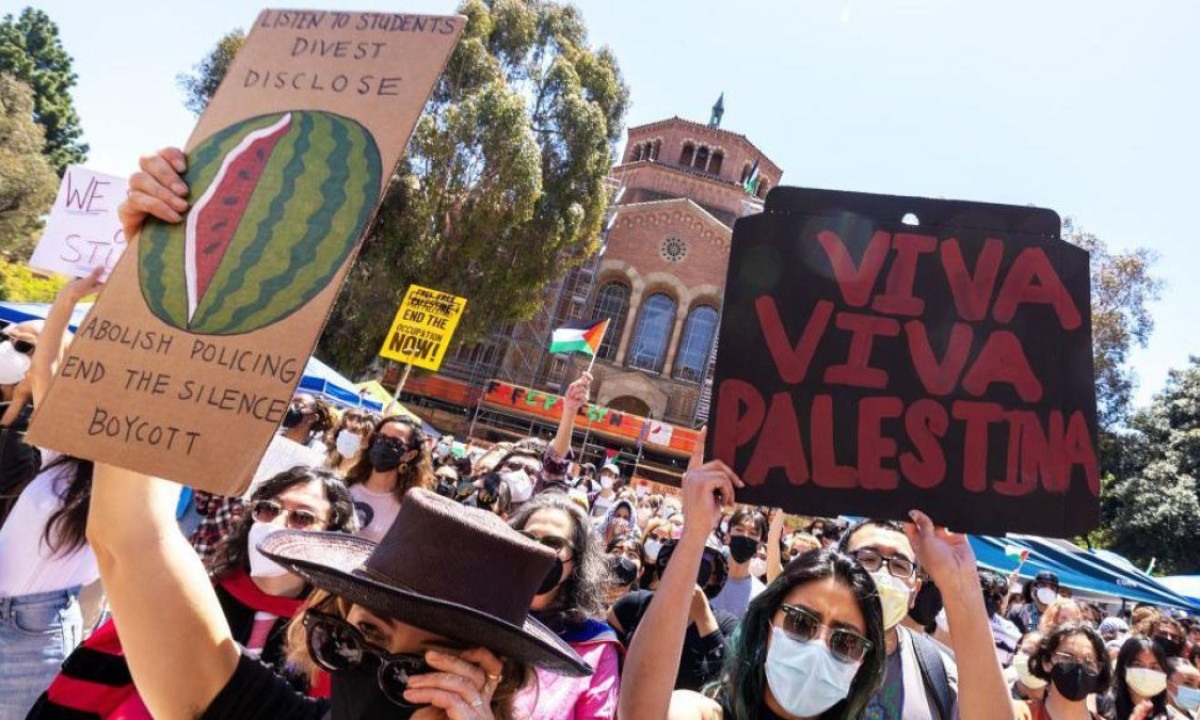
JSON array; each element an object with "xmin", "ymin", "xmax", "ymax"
[{"xmin": 18, "ymin": 0, "xmax": 1199, "ymax": 409}]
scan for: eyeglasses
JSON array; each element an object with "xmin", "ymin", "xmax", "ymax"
[
  {"xmin": 251, "ymin": 500, "xmax": 325, "ymax": 530},
  {"xmin": 779, "ymin": 604, "xmax": 872, "ymax": 664},
  {"xmin": 303, "ymin": 610, "xmax": 430, "ymax": 707},
  {"xmin": 520, "ymin": 530, "xmax": 575, "ymax": 557},
  {"xmin": 850, "ymin": 548, "xmax": 918, "ymax": 580},
  {"xmin": 6, "ymin": 339, "xmax": 34, "ymax": 354},
  {"xmin": 1053, "ymin": 651, "xmax": 1101, "ymax": 675}
]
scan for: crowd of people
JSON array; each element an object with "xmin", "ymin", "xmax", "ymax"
[{"xmin": 1, "ymin": 150, "xmax": 1199, "ymax": 720}]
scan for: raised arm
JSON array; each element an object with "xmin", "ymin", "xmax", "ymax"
[
  {"xmin": 905, "ymin": 511, "xmax": 1014, "ymax": 720},
  {"xmin": 32, "ymin": 268, "xmax": 104, "ymax": 408},
  {"xmin": 551, "ymin": 370, "xmax": 591, "ymax": 461},
  {"xmin": 765, "ymin": 507, "xmax": 785, "ymax": 583},
  {"xmin": 617, "ymin": 429, "xmax": 741, "ymax": 719}
]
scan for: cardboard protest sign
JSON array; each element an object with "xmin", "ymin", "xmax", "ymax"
[
  {"xmin": 707, "ymin": 188, "xmax": 1098, "ymax": 537},
  {"xmin": 378, "ymin": 284, "xmax": 466, "ymax": 371},
  {"xmin": 27, "ymin": 10, "xmax": 464, "ymax": 495},
  {"xmin": 29, "ymin": 166, "xmax": 128, "ymax": 279}
]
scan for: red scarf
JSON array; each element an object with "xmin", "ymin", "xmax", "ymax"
[{"xmin": 217, "ymin": 569, "xmax": 305, "ymax": 618}]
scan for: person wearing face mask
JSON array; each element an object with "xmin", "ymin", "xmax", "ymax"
[
  {"xmin": 0, "ymin": 321, "xmax": 45, "ymax": 528},
  {"xmin": 980, "ymin": 570, "xmax": 1023, "ymax": 666},
  {"xmin": 639, "ymin": 518, "xmax": 673, "ymax": 591},
  {"xmin": 605, "ymin": 535, "xmax": 644, "ymax": 608},
  {"xmin": 280, "ymin": 393, "xmax": 335, "ymax": 450},
  {"xmin": 343, "ymin": 415, "xmax": 435, "ymax": 542},
  {"xmin": 324, "ymin": 410, "xmax": 378, "ymax": 476},
  {"xmin": 619, "ymin": 433, "xmax": 1016, "ymax": 719},
  {"xmin": 1011, "ymin": 631, "xmax": 1050, "ymax": 702},
  {"xmin": 590, "ymin": 463, "xmax": 621, "ymax": 517},
  {"xmin": 598, "ymin": 497, "xmax": 639, "ymax": 545},
  {"xmin": 710, "ymin": 508, "xmax": 768, "ymax": 621},
  {"xmin": 1023, "ymin": 622, "xmax": 1112, "ymax": 719},
  {"xmin": 1011, "ymin": 571, "xmax": 1063, "ymax": 635},
  {"xmin": 1164, "ymin": 657, "xmax": 1200, "ymax": 719},
  {"xmin": 1098, "ymin": 636, "xmax": 1171, "ymax": 720},
  {"xmin": 1138, "ymin": 617, "xmax": 1189, "ymax": 661},
  {"xmin": 508, "ymin": 494, "xmax": 620, "ymax": 719},
  {"xmin": 28, "ymin": 467, "xmax": 360, "ymax": 717}
]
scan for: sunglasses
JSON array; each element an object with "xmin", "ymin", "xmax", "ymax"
[
  {"xmin": 251, "ymin": 500, "xmax": 324, "ymax": 530},
  {"xmin": 7, "ymin": 339, "xmax": 34, "ymax": 355},
  {"xmin": 780, "ymin": 604, "xmax": 872, "ymax": 664},
  {"xmin": 850, "ymin": 548, "xmax": 918, "ymax": 580},
  {"xmin": 303, "ymin": 610, "xmax": 430, "ymax": 707},
  {"xmin": 520, "ymin": 530, "xmax": 575, "ymax": 557}
]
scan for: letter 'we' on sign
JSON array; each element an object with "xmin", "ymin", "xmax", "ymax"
[
  {"xmin": 27, "ymin": 10, "xmax": 464, "ymax": 496},
  {"xmin": 379, "ymin": 284, "xmax": 467, "ymax": 372},
  {"xmin": 707, "ymin": 187, "xmax": 1098, "ymax": 538}
]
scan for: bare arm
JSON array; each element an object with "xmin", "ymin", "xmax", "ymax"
[
  {"xmin": 766, "ymin": 508, "xmax": 785, "ymax": 583},
  {"xmin": 618, "ymin": 430, "xmax": 741, "ymax": 720},
  {"xmin": 906, "ymin": 511, "xmax": 1014, "ymax": 720},
  {"xmin": 88, "ymin": 463, "xmax": 239, "ymax": 719},
  {"xmin": 31, "ymin": 269, "xmax": 103, "ymax": 409},
  {"xmin": 551, "ymin": 371, "xmax": 591, "ymax": 461}
]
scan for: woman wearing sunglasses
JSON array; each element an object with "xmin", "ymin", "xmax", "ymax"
[
  {"xmin": 29, "ymin": 466, "xmax": 359, "ymax": 716},
  {"xmin": 343, "ymin": 414, "xmax": 435, "ymax": 542},
  {"xmin": 1022, "ymin": 622, "xmax": 1112, "ymax": 719},
  {"xmin": 619, "ymin": 431, "xmax": 1015, "ymax": 719},
  {"xmin": 508, "ymin": 494, "xmax": 620, "ymax": 719},
  {"xmin": 0, "ymin": 277, "xmax": 106, "ymax": 717}
]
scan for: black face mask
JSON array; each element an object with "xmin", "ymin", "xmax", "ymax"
[
  {"xmin": 368, "ymin": 441, "xmax": 403, "ymax": 473},
  {"xmin": 1155, "ymin": 635, "xmax": 1185, "ymax": 658},
  {"xmin": 728, "ymin": 536, "xmax": 758, "ymax": 564},
  {"xmin": 1050, "ymin": 662, "xmax": 1100, "ymax": 702},
  {"xmin": 282, "ymin": 407, "xmax": 306, "ymax": 429},
  {"xmin": 330, "ymin": 665, "xmax": 417, "ymax": 720},
  {"xmin": 609, "ymin": 555, "xmax": 639, "ymax": 586},
  {"xmin": 538, "ymin": 557, "xmax": 565, "ymax": 595}
]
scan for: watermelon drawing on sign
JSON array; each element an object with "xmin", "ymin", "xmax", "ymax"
[{"xmin": 138, "ymin": 110, "xmax": 383, "ymax": 335}]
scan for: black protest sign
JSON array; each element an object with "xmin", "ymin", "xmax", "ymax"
[{"xmin": 707, "ymin": 188, "xmax": 1098, "ymax": 537}]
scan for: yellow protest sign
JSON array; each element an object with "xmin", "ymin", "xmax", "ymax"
[{"xmin": 379, "ymin": 285, "xmax": 466, "ymax": 371}]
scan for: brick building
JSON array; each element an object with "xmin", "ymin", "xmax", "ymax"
[{"xmin": 404, "ymin": 98, "xmax": 783, "ymax": 474}]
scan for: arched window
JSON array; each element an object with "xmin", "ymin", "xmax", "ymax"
[
  {"xmin": 757, "ymin": 179, "xmax": 769, "ymax": 199},
  {"xmin": 673, "ymin": 306, "xmax": 718, "ymax": 382},
  {"xmin": 631, "ymin": 144, "xmax": 643, "ymax": 162},
  {"xmin": 627, "ymin": 293, "xmax": 676, "ymax": 373},
  {"xmin": 651, "ymin": 140, "xmax": 661, "ymax": 160},
  {"xmin": 709, "ymin": 151, "xmax": 724, "ymax": 176},
  {"xmin": 694, "ymin": 146, "xmax": 710, "ymax": 170},
  {"xmin": 591, "ymin": 282, "xmax": 630, "ymax": 361},
  {"xmin": 740, "ymin": 163, "xmax": 752, "ymax": 183},
  {"xmin": 680, "ymin": 143, "xmax": 695, "ymax": 166}
]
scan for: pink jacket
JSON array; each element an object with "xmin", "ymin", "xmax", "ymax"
[{"xmin": 512, "ymin": 622, "xmax": 622, "ymax": 720}]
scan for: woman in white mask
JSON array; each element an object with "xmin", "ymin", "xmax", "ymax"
[
  {"xmin": 1101, "ymin": 636, "xmax": 1171, "ymax": 720},
  {"xmin": 1164, "ymin": 657, "xmax": 1200, "ymax": 719},
  {"xmin": 29, "ymin": 466, "xmax": 360, "ymax": 715},
  {"xmin": 618, "ymin": 433, "xmax": 1015, "ymax": 719},
  {"xmin": 1010, "ymin": 631, "xmax": 1050, "ymax": 703},
  {"xmin": 324, "ymin": 409, "xmax": 379, "ymax": 476}
]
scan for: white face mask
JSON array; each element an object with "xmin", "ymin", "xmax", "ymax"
[
  {"xmin": 764, "ymin": 625, "xmax": 859, "ymax": 716},
  {"xmin": 1013, "ymin": 653, "xmax": 1048, "ymax": 690},
  {"xmin": 1035, "ymin": 586, "xmax": 1058, "ymax": 606},
  {"xmin": 644, "ymin": 539, "xmax": 662, "ymax": 564},
  {"xmin": 871, "ymin": 570, "xmax": 912, "ymax": 630},
  {"xmin": 601, "ymin": 474, "xmax": 615, "ymax": 489},
  {"xmin": 247, "ymin": 522, "xmax": 289, "ymax": 578},
  {"xmin": 335, "ymin": 430, "xmax": 362, "ymax": 458},
  {"xmin": 749, "ymin": 557, "xmax": 768, "ymax": 578},
  {"xmin": 1173, "ymin": 684, "xmax": 1200, "ymax": 712},
  {"xmin": 503, "ymin": 468, "xmax": 534, "ymax": 503},
  {"xmin": 0, "ymin": 341, "xmax": 31, "ymax": 385},
  {"xmin": 1126, "ymin": 667, "xmax": 1168, "ymax": 698}
]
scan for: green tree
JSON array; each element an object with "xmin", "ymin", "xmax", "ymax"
[
  {"xmin": 0, "ymin": 8, "xmax": 87, "ymax": 173},
  {"xmin": 0, "ymin": 73, "xmax": 57, "ymax": 258},
  {"xmin": 1102, "ymin": 358, "xmax": 1200, "ymax": 574},
  {"xmin": 177, "ymin": 29, "xmax": 245, "ymax": 116},
  {"xmin": 182, "ymin": 0, "xmax": 628, "ymax": 373},
  {"xmin": 0, "ymin": 258, "xmax": 66, "ymax": 301}
]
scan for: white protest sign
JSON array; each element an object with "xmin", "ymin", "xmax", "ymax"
[{"xmin": 29, "ymin": 165, "xmax": 127, "ymax": 278}]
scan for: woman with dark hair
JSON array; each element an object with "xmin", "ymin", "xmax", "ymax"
[
  {"xmin": 343, "ymin": 414, "xmax": 434, "ymax": 542},
  {"xmin": 0, "ymin": 273, "xmax": 103, "ymax": 716},
  {"xmin": 1099, "ymin": 636, "xmax": 1170, "ymax": 720},
  {"xmin": 324, "ymin": 409, "xmax": 378, "ymax": 475},
  {"xmin": 1024, "ymin": 622, "xmax": 1113, "ymax": 719},
  {"xmin": 508, "ymin": 494, "xmax": 621, "ymax": 719},
  {"xmin": 29, "ymin": 466, "xmax": 360, "ymax": 716},
  {"xmin": 620, "ymin": 434, "xmax": 1016, "ymax": 719},
  {"xmin": 1011, "ymin": 631, "xmax": 1049, "ymax": 702},
  {"xmin": 605, "ymin": 535, "xmax": 644, "ymax": 608},
  {"xmin": 280, "ymin": 393, "xmax": 335, "ymax": 450}
]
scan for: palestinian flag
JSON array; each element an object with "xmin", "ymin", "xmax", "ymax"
[
  {"xmin": 742, "ymin": 158, "xmax": 760, "ymax": 195},
  {"xmin": 1004, "ymin": 545, "xmax": 1030, "ymax": 564},
  {"xmin": 549, "ymin": 318, "xmax": 609, "ymax": 356}
]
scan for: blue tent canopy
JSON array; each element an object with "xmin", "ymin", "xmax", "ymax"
[
  {"xmin": 0, "ymin": 300, "xmax": 383, "ymax": 413},
  {"xmin": 970, "ymin": 535, "xmax": 1199, "ymax": 611}
]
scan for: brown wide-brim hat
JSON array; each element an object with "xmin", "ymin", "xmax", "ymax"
[{"xmin": 260, "ymin": 487, "xmax": 591, "ymax": 677}]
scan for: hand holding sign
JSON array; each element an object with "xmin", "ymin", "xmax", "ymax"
[
  {"xmin": 680, "ymin": 427, "xmax": 743, "ymax": 541},
  {"xmin": 121, "ymin": 148, "xmax": 190, "ymax": 235},
  {"xmin": 904, "ymin": 509, "xmax": 978, "ymax": 595}
]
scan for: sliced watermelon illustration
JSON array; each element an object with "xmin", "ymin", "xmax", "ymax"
[{"xmin": 184, "ymin": 113, "xmax": 293, "ymax": 321}]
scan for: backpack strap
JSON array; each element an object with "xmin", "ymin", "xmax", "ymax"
[{"xmin": 910, "ymin": 631, "xmax": 954, "ymax": 720}]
